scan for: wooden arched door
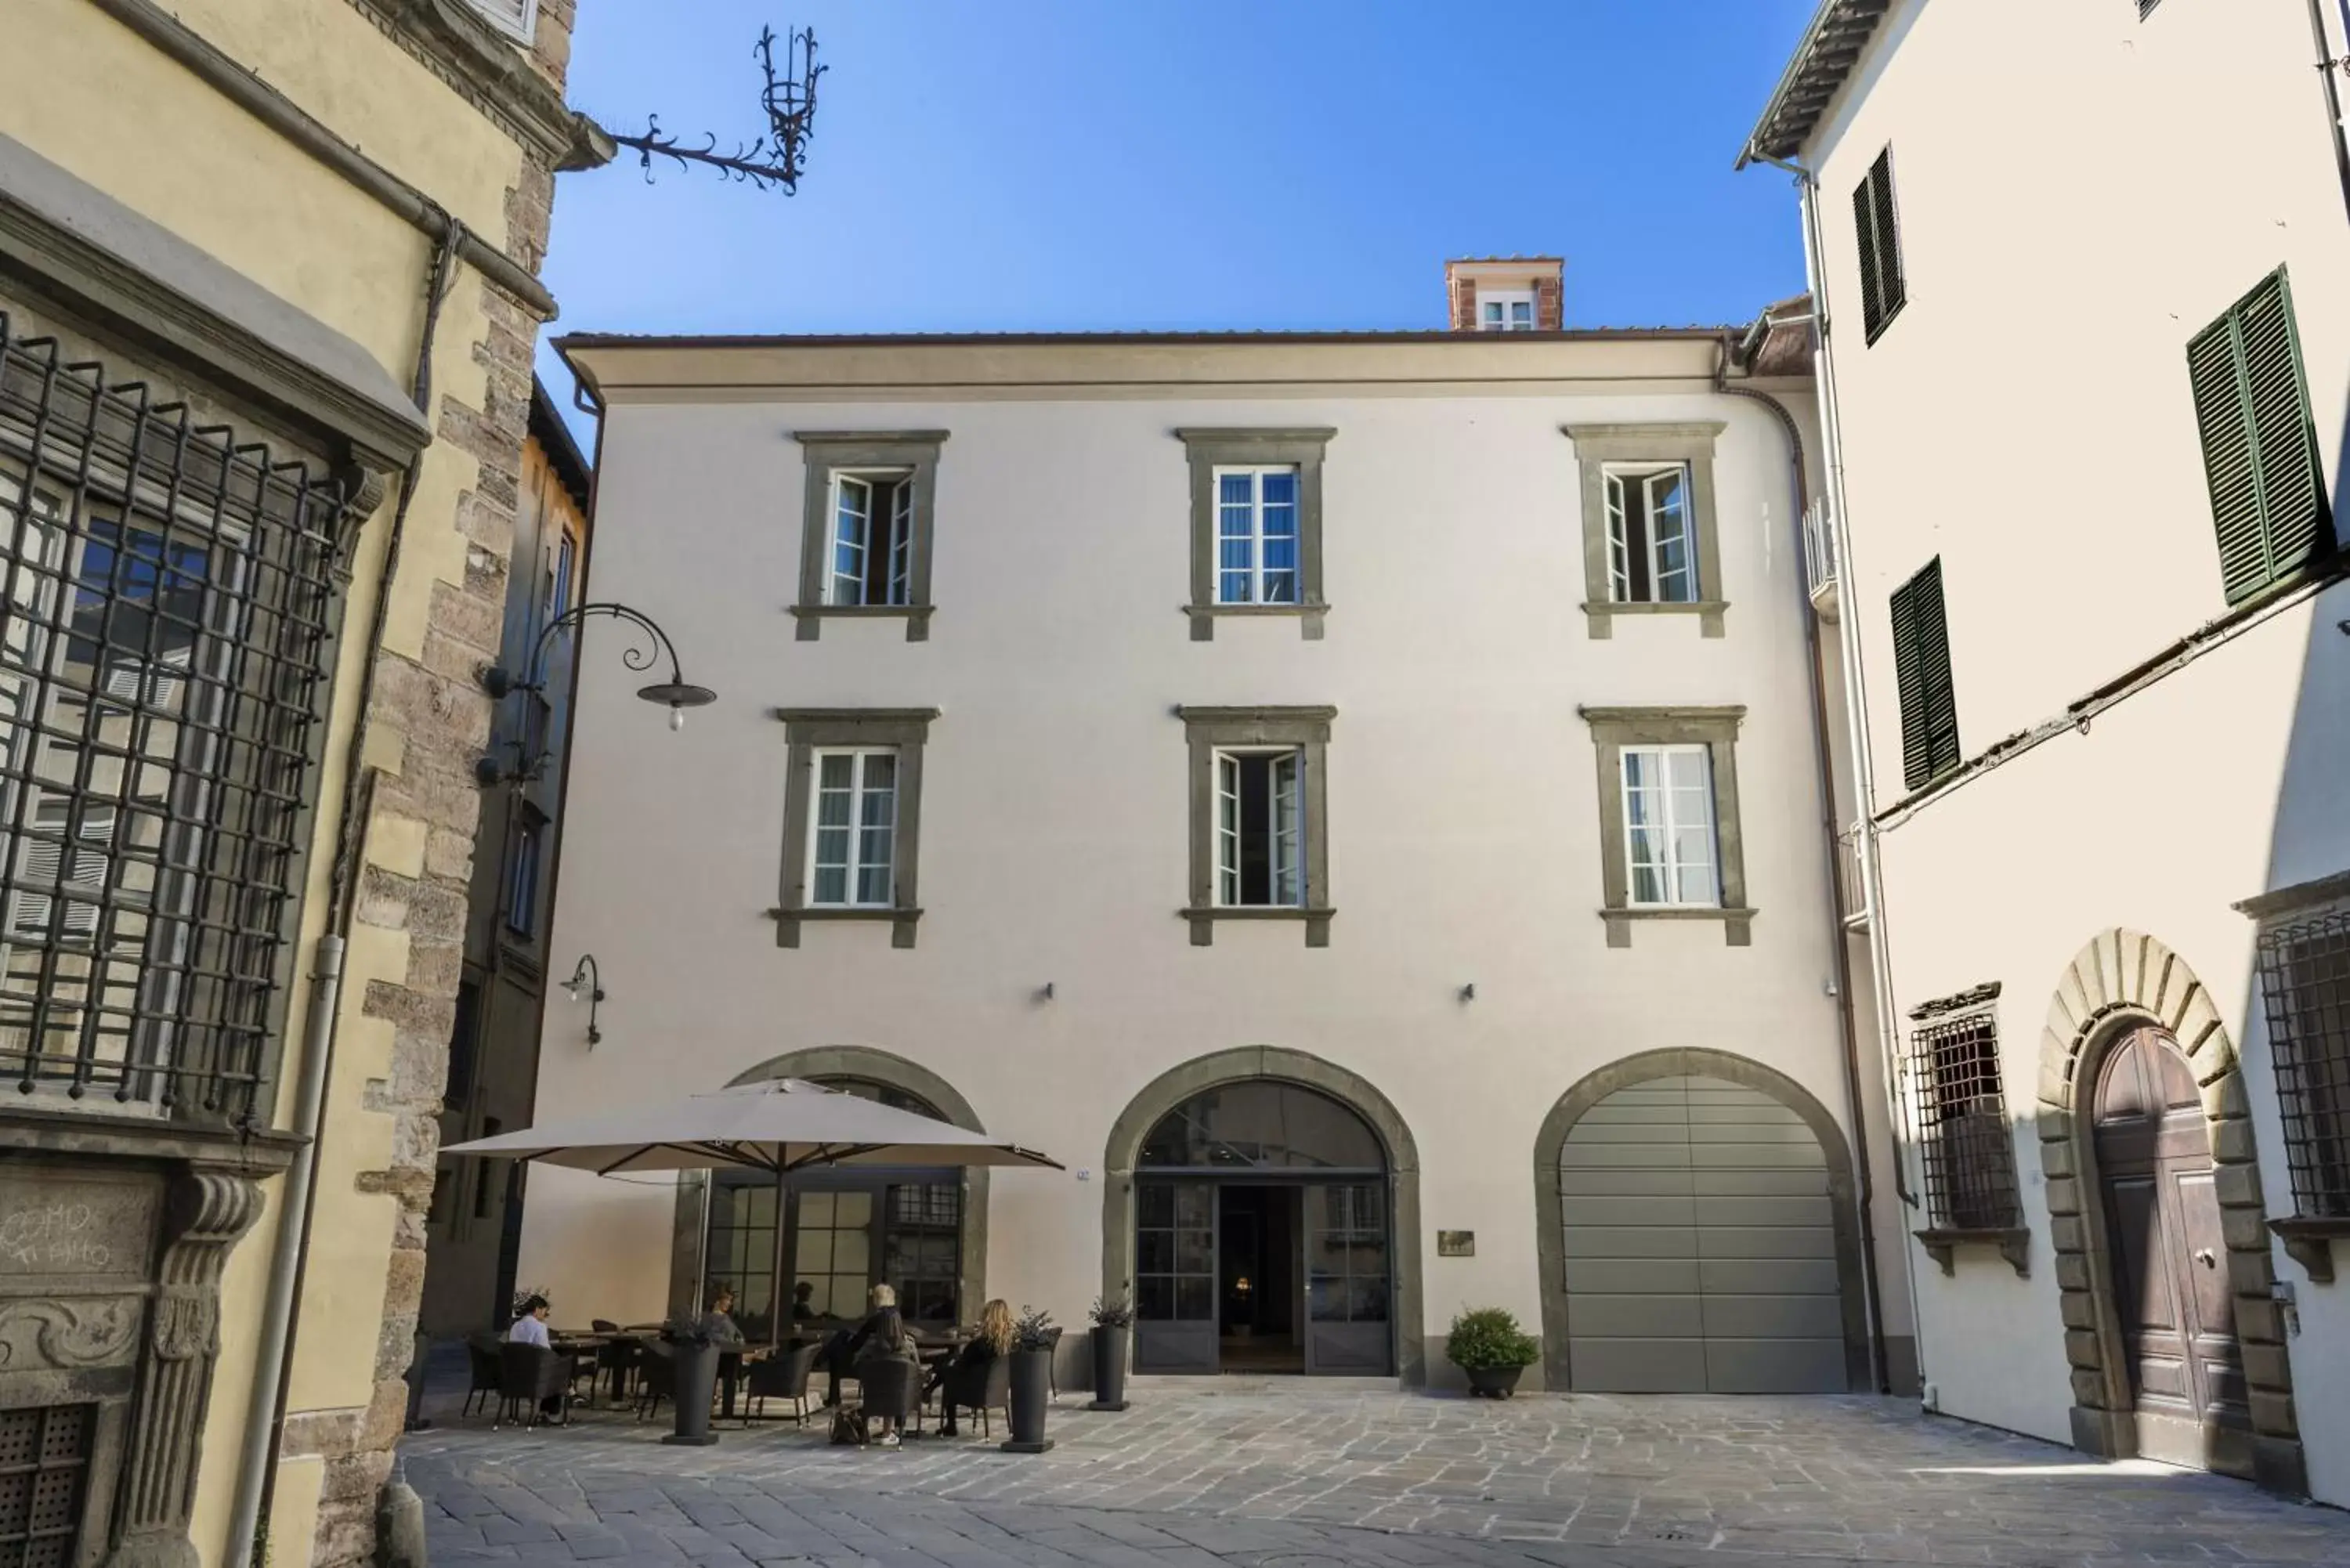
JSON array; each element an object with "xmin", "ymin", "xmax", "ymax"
[{"xmin": 2092, "ymin": 1027, "xmax": 2251, "ymax": 1470}]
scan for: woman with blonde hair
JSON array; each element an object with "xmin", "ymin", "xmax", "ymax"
[{"xmin": 927, "ymin": 1299, "xmax": 1014, "ymax": 1438}]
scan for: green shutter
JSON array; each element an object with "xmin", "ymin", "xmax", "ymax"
[
  {"xmin": 1891, "ymin": 558, "xmax": 1958, "ymax": 792},
  {"xmin": 2189, "ymin": 267, "xmax": 2334, "ymax": 604},
  {"xmin": 1852, "ymin": 172, "xmax": 1885, "ymax": 341},
  {"xmin": 1854, "ymin": 147, "xmax": 1905, "ymax": 344},
  {"xmin": 1868, "ymin": 149, "xmax": 1905, "ymax": 323}
]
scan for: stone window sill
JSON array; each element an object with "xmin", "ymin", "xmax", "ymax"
[
  {"xmin": 2270, "ymin": 1216, "xmax": 2350, "ymax": 1283},
  {"xmin": 790, "ymin": 605, "xmax": 935, "ymax": 643},
  {"xmin": 772, "ymin": 905, "xmax": 923, "ymax": 950},
  {"xmin": 1601, "ymin": 905, "xmax": 1754, "ymax": 948},
  {"xmin": 1181, "ymin": 906, "xmax": 1333, "ymax": 948},
  {"xmin": 1184, "ymin": 603, "xmax": 1329, "ymax": 641},
  {"xmin": 1914, "ymin": 1226, "xmax": 2030, "ymax": 1278},
  {"xmin": 1581, "ymin": 600, "xmax": 1728, "ymax": 639}
]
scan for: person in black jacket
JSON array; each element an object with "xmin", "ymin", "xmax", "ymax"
[{"xmin": 925, "ymin": 1299, "xmax": 1012, "ymax": 1436}]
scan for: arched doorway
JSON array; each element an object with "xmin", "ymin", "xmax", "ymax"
[
  {"xmin": 2036, "ymin": 930, "xmax": 2303, "ymax": 1494},
  {"xmin": 2089, "ymin": 1025, "xmax": 2251, "ymax": 1470},
  {"xmin": 1533, "ymin": 1049, "xmax": 1872, "ymax": 1393},
  {"xmin": 1102, "ymin": 1047, "xmax": 1422, "ymax": 1381},
  {"xmin": 669, "ymin": 1046, "xmax": 989, "ymax": 1340}
]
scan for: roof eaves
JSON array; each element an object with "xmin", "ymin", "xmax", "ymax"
[
  {"xmin": 553, "ymin": 327, "xmax": 1737, "ymax": 352},
  {"xmin": 1736, "ymin": 0, "xmax": 1893, "ymax": 169}
]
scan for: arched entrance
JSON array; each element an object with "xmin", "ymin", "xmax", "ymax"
[
  {"xmin": 1533, "ymin": 1049, "xmax": 1872, "ymax": 1393},
  {"xmin": 1102, "ymin": 1047, "xmax": 1422, "ymax": 1382},
  {"xmin": 666, "ymin": 1046, "xmax": 989, "ymax": 1337},
  {"xmin": 2037, "ymin": 931, "xmax": 2303, "ymax": 1494},
  {"xmin": 2089, "ymin": 1025, "xmax": 2251, "ymax": 1469}
]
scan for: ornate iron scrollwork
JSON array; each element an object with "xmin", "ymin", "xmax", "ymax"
[{"xmin": 607, "ymin": 27, "xmax": 824, "ymax": 194}]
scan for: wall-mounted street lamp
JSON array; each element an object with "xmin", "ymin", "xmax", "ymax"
[
  {"xmin": 475, "ymin": 602, "xmax": 715, "ymax": 786},
  {"xmin": 562, "ymin": 954, "xmax": 606, "ymax": 1046}
]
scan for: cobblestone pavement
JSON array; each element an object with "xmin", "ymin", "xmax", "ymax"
[{"xmin": 400, "ymin": 1377, "xmax": 2350, "ymax": 1566}]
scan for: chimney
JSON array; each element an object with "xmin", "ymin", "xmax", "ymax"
[{"xmin": 1444, "ymin": 257, "xmax": 1566, "ymax": 332}]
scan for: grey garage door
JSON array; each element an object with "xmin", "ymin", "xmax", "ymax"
[{"xmin": 1558, "ymin": 1075, "xmax": 1846, "ymax": 1393}]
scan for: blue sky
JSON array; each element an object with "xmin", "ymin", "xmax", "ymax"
[{"xmin": 540, "ymin": 1, "xmax": 1817, "ymax": 396}]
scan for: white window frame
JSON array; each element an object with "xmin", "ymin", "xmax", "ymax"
[
  {"xmin": 807, "ymin": 746, "xmax": 899, "ymax": 909},
  {"xmin": 461, "ymin": 0, "xmax": 540, "ymax": 45},
  {"xmin": 825, "ymin": 470, "xmax": 916, "ymax": 608},
  {"xmin": 1213, "ymin": 746, "xmax": 1303, "ymax": 909},
  {"xmin": 1603, "ymin": 462, "xmax": 1698, "ymax": 605},
  {"xmin": 1619, "ymin": 743, "xmax": 1720, "ymax": 909},
  {"xmin": 1478, "ymin": 290, "xmax": 1537, "ymax": 331},
  {"xmin": 1211, "ymin": 465, "xmax": 1301, "ymax": 607}
]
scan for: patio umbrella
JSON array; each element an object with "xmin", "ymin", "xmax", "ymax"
[{"xmin": 439, "ymin": 1075, "xmax": 1062, "ymax": 1176}]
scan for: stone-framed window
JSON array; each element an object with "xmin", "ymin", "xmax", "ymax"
[
  {"xmin": 1578, "ymin": 705, "xmax": 1750, "ymax": 946},
  {"xmin": 1177, "ymin": 706, "xmax": 1333, "ymax": 946},
  {"xmin": 775, "ymin": 708, "xmax": 938, "ymax": 948},
  {"xmin": 790, "ymin": 432, "xmax": 948, "ymax": 641},
  {"xmin": 1176, "ymin": 429, "xmax": 1333, "ymax": 640},
  {"xmin": 1562, "ymin": 423, "xmax": 1729, "ymax": 638},
  {"xmin": 1905, "ymin": 983, "xmax": 2030, "ymax": 1277},
  {"xmin": 2251, "ymin": 887, "xmax": 2350, "ymax": 1280}
]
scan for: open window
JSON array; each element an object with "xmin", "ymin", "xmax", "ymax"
[
  {"xmin": 827, "ymin": 471, "xmax": 916, "ymax": 608},
  {"xmin": 1604, "ymin": 463, "xmax": 1698, "ymax": 605},
  {"xmin": 1214, "ymin": 749, "xmax": 1303, "ymax": 908}
]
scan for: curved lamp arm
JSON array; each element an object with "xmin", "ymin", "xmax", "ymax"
[
  {"xmin": 475, "ymin": 602, "xmax": 716, "ymax": 786},
  {"xmin": 563, "ymin": 954, "xmax": 605, "ymax": 1047}
]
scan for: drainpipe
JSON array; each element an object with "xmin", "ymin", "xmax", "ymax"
[
  {"xmin": 1749, "ymin": 144, "xmax": 1932, "ymax": 1393},
  {"xmin": 1713, "ymin": 334, "xmax": 1888, "ymax": 1396},
  {"xmin": 2305, "ymin": 0, "xmax": 2350, "ymax": 228},
  {"xmin": 225, "ymin": 211, "xmax": 467, "ymax": 1568}
]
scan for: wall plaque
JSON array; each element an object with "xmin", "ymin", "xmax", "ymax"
[
  {"xmin": 1437, "ymin": 1230, "xmax": 1474, "ymax": 1258},
  {"xmin": 0, "ymin": 1168, "xmax": 157, "ymax": 1279}
]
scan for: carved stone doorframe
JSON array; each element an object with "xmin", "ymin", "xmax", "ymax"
[{"xmin": 2035, "ymin": 929, "xmax": 2305, "ymax": 1497}]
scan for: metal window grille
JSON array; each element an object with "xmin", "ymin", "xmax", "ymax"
[
  {"xmin": 1909, "ymin": 1008, "xmax": 2022, "ymax": 1229},
  {"xmin": 0, "ymin": 1404, "xmax": 92, "ymax": 1568},
  {"xmin": 2258, "ymin": 909, "xmax": 2350, "ymax": 1218},
  {"xmin": 0, "ymin": 314, "xmax": 344, "ymax": 1122}
]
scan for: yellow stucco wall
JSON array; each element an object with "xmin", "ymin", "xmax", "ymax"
[{"xmin": 2, "ymin": 2, "xmax": 550, "ymax": 1565}]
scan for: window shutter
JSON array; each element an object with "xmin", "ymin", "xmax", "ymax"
[
  {"xmin": 2238, "ymin": 273, "xmax": 2329, "ymax": 581},
  {"xmin": 1851, "ymin": 175, "xmax": 1885, "ymax": 339},
  {"xmin": 2189, "ymin": 268, "xmax": 2333, "ymax": 604},
  {"xmin": 1853, "ymin": 147, "xmax": 1906, "ymax": 343},
  {"xmin": 1890, "ymin": 558, "xmax": 1958, "ymax": 791}
]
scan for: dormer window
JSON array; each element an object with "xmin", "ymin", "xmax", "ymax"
[{"xmin": 1479, "ymin": 291, "xmax": 1537, "ymax": 332}]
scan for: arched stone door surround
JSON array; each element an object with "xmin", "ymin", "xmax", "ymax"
[
  {"xmin": 1531, "ymin": 1047, "xmax": 1875, "ymax": 1393},
  {"xmin": 663, "ymin": 1045, "xmax": 992, "ymax": 1321},
  {"xmin": 1101, "ymin": 1046, "xmax": 1424, "ymax": 1385},
  {"xmin": 2037, "ymin": 930, "xmax": 2304, "ymax": 1495}
]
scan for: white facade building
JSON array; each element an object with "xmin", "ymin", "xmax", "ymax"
[
  {"xmin": 514, "ymin": 264, "xmax": 1917, "ymax": 1395},
  {"xmin": 1745, "ymin": 0, "xmax": 2350, "ymax": 1504}
]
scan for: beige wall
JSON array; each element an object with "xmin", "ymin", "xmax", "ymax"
[
  {"xmin": 519, "ymin": 353, "xmax": 1912, "ymax": 1380},
  {"xmin": 1799, "ymin": 0, "xmax": 2350, "ymax": 1502},
  {"xmin": 3, "ymin": 1, "xmax": 563, "ymax": 1562}
]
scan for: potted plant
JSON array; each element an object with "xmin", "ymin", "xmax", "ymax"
[
  {"xmin": 1444, "ymin": 1306, "xmax": 1539, "ymax": 1400},
  {"xmin": 1003, "ymin": 1306, "xmax": 1057, "ymax": 1453},
  {"xmin": 1087, "ymin": 1293, "xmax": 1133, "ymax": 1412}
]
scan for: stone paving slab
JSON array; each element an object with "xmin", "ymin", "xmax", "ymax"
[{"xmin": 401, "ymin": 1378, "xmax": 2350, "ymax": 1566}]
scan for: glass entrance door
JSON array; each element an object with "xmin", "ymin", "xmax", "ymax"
[
  {"xmin": 1133, "ymin": 1180, "xmax": 1217, "ymax": 1371},
  {"xmin": 1303, "ymin": 1182, "xmax": 1392, "ymax": 1374}
]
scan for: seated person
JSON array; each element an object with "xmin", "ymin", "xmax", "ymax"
[
  {"xmin": 924, "ymin": 1299, "xmax": 1013, "ymax": 1437},
  {"xmin": 848, "ymin": 1284, "xmax": 920, "ymax": 1447},
  {"xmin": 505, "ymin": 1295, "xmax": 566, "ymax": 1418},
  {"xmin": 789, "ymin": 1280, "xmax": 820, "ymax": 1331}
]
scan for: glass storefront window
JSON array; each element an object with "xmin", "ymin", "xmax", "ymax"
[{"xmin": 1137, "ymin": 1082, "xmax": 1384, "ymax": 1171}]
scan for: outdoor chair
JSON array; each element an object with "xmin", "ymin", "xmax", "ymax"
[
  {"xmin": 634, "ymin": 1343, "xmax": 675, "ymax": 1421},
  {"xmin": 492, "ymin": 1342, "xmax": 571, "ymax": 1429},
  {"xmin": 591, "ymin": 1331, "xmax": 641, "ymax": 1405},
  {"xmin": 462, "ymin": 1334, "xmax": 502, "ymax": 1418},
  {"xmin": 934, "ymin": 1353, "xmax": 1009, "ymax": 1439},
  {"xmin": 853, "ymin": 1357, "xmax": 923, "ymax": 1437},
  {"xmin": 742, "ymin": 1342, "xmax": 822, "ymax": 1425},
  {"xmin": 1042, "ymin": 1325, "xmax": 1065, "ymax": 1400}
]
